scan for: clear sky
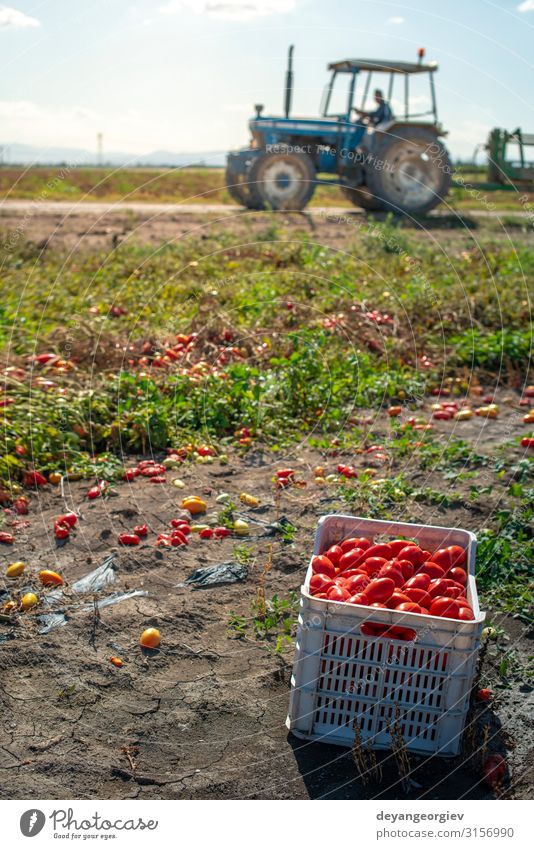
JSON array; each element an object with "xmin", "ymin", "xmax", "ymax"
[{"xmin": 1, "ymin": 0, "xmax": 533, "ymax": 160}]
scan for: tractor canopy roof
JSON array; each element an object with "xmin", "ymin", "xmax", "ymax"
[{"xmin": 328, "ymin": 58, "xmax": 438, "ymax": 74}]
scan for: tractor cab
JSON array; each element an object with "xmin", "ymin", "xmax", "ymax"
[
  {"xmin": 321, "ymin": 56, "xmax": 441, "ymax": 128},
  {"xmin": 226, "ymin": 47, "xmax": 452, "ymax": 215}
]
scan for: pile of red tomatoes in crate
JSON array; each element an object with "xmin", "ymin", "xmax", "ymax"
[{"xmin": 309, "ymin": 537, "xmax": 475, "ymax": 623}]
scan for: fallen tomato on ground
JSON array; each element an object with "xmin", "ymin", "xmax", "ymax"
[
  {"xmin": 39, "ymin": 569, "xmax": 64, "ymax": 587},
  {"xmin": 118, "ymin": 533, "xmax": 140, "ymax": 546}
]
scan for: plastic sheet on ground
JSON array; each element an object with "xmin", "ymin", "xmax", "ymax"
[
  {"xmin": 35, "ymin": 555, "xmax": 147, "ymax": 633},
  {"xmin": 180, "ymin": 561, "xmax": 247, "ymax": 588}
]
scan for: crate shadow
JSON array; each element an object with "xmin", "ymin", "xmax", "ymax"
[
  {"xmin": 287, "ymin": 731, "xmax": 365, "ymax": 799},
  {"xmin": 288, "ymin": 708, "xmax": 510, "ymax": 800}
]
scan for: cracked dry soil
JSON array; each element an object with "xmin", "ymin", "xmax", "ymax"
[{"xmin": 0, "ymin": 428, "xmax": 532, "ymax": 800}]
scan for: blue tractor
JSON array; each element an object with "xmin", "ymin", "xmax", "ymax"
[{"xmin": 226, "ymin": 47, "xmax": 452, "ymax": 215}]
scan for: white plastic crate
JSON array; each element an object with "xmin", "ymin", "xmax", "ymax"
[{"xmin": 287, "ymin": 514, "xmax": 486, "ymax": 757}]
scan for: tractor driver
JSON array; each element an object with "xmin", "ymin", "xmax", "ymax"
[{"xmin": 353, "ymin": 89, "xmax": 393, "ymax": 126}]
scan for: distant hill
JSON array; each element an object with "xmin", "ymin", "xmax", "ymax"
[{"xmin": 0, "ymin": 143, "xmax": 227, "ymax": 168}]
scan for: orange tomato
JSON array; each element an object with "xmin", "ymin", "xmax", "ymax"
[
  {"xmin": 140, "ymin": 627, "xmax": 161, "ymax": 649},
  {"xmin": 181, "ymin": 496, "xmax": 207, "ymax": 515},
  {"xmin": 39, "ymin": 569, "xmax": 64, "ymax": 587}
]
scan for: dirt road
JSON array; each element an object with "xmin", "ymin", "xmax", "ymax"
[{"xmin": 0, "ymin": 199, "xmax": 530, "ymax": 255}]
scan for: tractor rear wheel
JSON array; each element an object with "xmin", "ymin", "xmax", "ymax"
[
  {"xmin": 248, "ymin": 150, "xmax": 316, "ymax": 211},
  {"xmin": 339, "ymin": 180, "xmax": 386, "ymax": 211},
  {"xmin": 365, "ymin": 127, "xmax": 451, "ymax": 215}
]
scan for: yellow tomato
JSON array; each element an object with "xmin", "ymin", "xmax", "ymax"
[
  {"xmin": 239, "ymin": 492, "xmax": 260, "ymax": 507},
  {"xmin": 233, "ymin": 519, "xmax": 249, "ymax": 536},
  {"xmin": 6, "ymin": 561, "xmax": 25, "ymax": 578},
  {"xmin": 20, "ymin": 592, "xmax": 39, "ymax": 610}
]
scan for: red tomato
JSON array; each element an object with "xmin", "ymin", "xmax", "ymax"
[
  {"xmin": 311, "ymin": 555, "xmax": 336, "ymax": 578},
  {"xmin": 276, "ymin": 468, "xmax": 295, "ymax": 479},
  {"xmin": 327, "ymin": 585, "xmax": 350, "ymax": 602},
  {"xmin": 369, "ymin": 602, "xmax": 387, "ymax": 608},
  {"xmin": 448, "ymin": 566, "xmax": 467, "ymax": 585},
  {"xmin": 214, "ymin": 526, "xmax": 231, "ymax": 539},
  {"xmin": 432, "ymin": 545, "xmax": 466, "ymax": 569},
  {"xmin": 123, "ymin": 469, "xmax": 136, "ymax": 482},
  {"xmin": 361, "ymin": 556, "xmax": 388, "ymax": 575},
  {"xmin": 390, "ymin": 559, "xmax": 414, "ymax": 580},
  {"xmin": 325, "ymin": 545, "xmax": 343, "ymax": 566},
  {"xmin": 458, "ymin": 605, "xmax": 474, "ymax": 621},
  {"xmin": 310, "ymin": 574, "xmax": 334, "ymax": 594},
  {"xmin": 428, "ymin": 578, "xmax": 452, "ymax": 598},
  {"xmin": 404, "ymin": 573, "xmax": 431, "ymax": 591},
  {"xmin": 348, "ymin": 592, "xmax": 368, "ymax": 606},
  {"xmin": 58, "ymin": 512, "xmax": 77, "ymax": 527},
  {"xmin": 482, "ymin": 754, "xmax": 506, "ymax": 788},
  {"xmin": 395, "ymin": 602, "xmax": 423, "ymax": 614},
  {"xmin": 133, "ymin": 524, "xmax": 148, "ymax": 537},
  {"xmin": 155, "ymin": 533, "xmax": 171, "ymax": 547},
  {"xmin": 403, "ymin": 588, "xmax": 432, "ymax": 609},
  {"xmin": 388, "ymin": 539, "xmax": 417, "ymax": 557},
  {"xmin": 364, "ymin": 577, "xmax": 395, "ymax": 603},
  {"xmin": 24, "ymin": 470, "xmax": 48, "ymax": 487},
  {"xmin": 386, "ymin": 626, "xmax": 416, "ymax": 642},
  {"xmin": 199, "ymin": 528, "xmax": 214, "ymax": 539},
  {"xmin": 171, "ymin": 530, "xmax": 188, "ymax": 545},
  {"xmin": 365, "ymin": 543, "xmax": 393, "ymax": 560},
  {"xmin": 13, "ymin": 497, "xmax": 29, "ymax": 515},
  {"xmin": 87, "ymin": 485, "xmax": 101, "ymax": 500},
  {"xmin": 118, "ymin": 533, "xmax": 140, "ymax": 546},
  {"xmin": 398, "ymin": 545, "xmax": 427, "ymax": 566},
  {"xmin": 0, "ymin": 531, "xmax": 14, "ymax": 544},
  {"xmin": 314, "ymin": 592, "xmax": 328, "ymax": 599},
  {"xmin": 476, "ymin": 688, "xmax": 492, "ymax": 702},
  {"xmin": 360, "ymin": 622, "xmax": 381, "ymax": 636},
  {"xmin": 429, "ymin": 596, "xmax": 461, "ymax": 619},
  {"xmin": 338, "ymin": 548, "xmax": 366, "ymax": 572},
  {"xmin": 378, "ymin": 566, "xmax": 404, "ymax": 588},
  {"xmin": 174, "ymin": 523, "xmax": 192, "ymax": 535},
  {"xmin": 386, "ymin": 591, "xmax": 411, "ymax": 609},
  {"xmin": 418, "ymin": 561, "xmax": 446, "ymax": 580},
  {"xmin": 345, "ymin": 574, "xmax": 369, "ymax": 595},
  {"xmin": 443, "ymin": 585, "xmax": 463, "ymax": 599},
  {"xmin": 340, "ymin": 536, "xmax": 371, "ymax": 552},
  {"xmin": 54, "ymin": 520, "xmax": 70, "ymax": 540},
  {"xmin": 337, "ymin": 568, "xmax": 363, "ymax": 580}
]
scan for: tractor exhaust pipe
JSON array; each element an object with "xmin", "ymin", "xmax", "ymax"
[{"xmin": 284, "ymin": 44, "xmax": 294, "ymax": 118}]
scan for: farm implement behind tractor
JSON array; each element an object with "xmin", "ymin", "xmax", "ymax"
[
  {"xmin": 226, "ymin": 46, "xmax": 452, "ymax": 216},
  {"xmin": 486, "ymin": 127, "xmax": 534, "ymax": 188}
]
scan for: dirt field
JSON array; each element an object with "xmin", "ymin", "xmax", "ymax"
[
  {"xmin": 0, "ymin": 202, "xmax": 532, "ymax": 801},
  {"xmin": 0, "ymin": 411, "xmax": 532, "ymax": 800}
]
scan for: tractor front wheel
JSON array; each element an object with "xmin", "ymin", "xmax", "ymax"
[
  {"xmin": 225, "ymin": 165, "xmax": 257, "ymax": 208},
  {"xmin": 248, "ymin": 150, "xmax": 316, "ymax": 211},
  {"xmin": 365, "ymin": 127, "xmax": 452, "ymax": 216}
]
